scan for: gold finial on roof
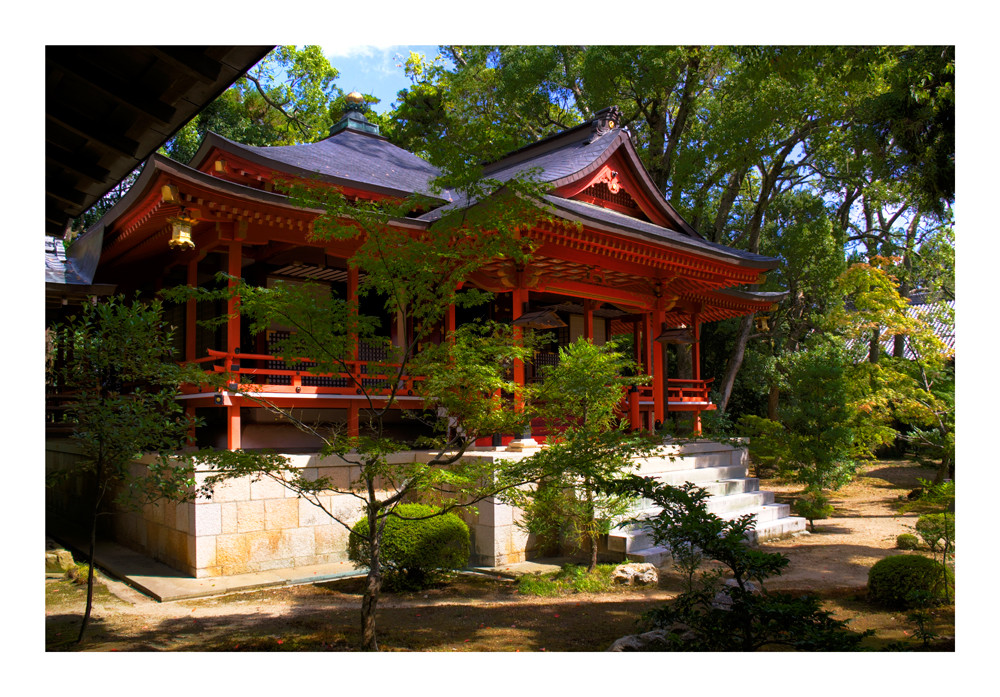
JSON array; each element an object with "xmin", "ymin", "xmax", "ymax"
[{"xmin": 346, "ymin": 91, "xmax": 364, "ymax": 104}]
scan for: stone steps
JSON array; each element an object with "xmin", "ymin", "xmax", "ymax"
[{"xmin": 608, "ymin": 458, "xmax": 806, "ymax": 565}]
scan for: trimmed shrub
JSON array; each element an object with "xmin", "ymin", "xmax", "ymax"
[
  {"xmin": 867, "ymin": 555, "xmax": 954, "ymax": 608},
  {"xmin": 348, "ymin": 503, "xmax": 470, "ymax": 589},
  {"xmin": 896, "ymin": 533, "xmax": 920, "ymax": 550},
  {"xmin": 794, "ymin": 489, "xmax": 835, "ymax": 532},
  {"xmin": 915, "ymin": 513, "xmax": 955, "ymax": 552}
]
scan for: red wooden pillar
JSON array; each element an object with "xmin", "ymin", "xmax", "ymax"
[
  {"xmin": 653, "ymin": 308, "xmax": 665, "ymax": 429},
  {"xmin": 632, "ymin": 319, "xmax": 641, "ymax": 366},
  {"xmin": 227, "ymin": 241, "xmax": 242, "ymax": 356},
  {"xmin": 511, "ymin": 286, "xmax": 526, "ymax": 410},
  {"xmin": 584, "ymin": 300, "xmax": 595, "ymax": 341},
  {"xmin": 347, "ymin": 266, "xmax": 360, "ymax": 438},
  {"xmin": 642, "ymin": 312, "xmax": 657, "ymax": 431},
  {"xmin": 692, "ymin": 313, "xmax": 701, "ymax": 381},
  {"xmin": 629, "ymin": 389, "xmax": 640, "ymax": 431},
  {"xmin": 227, "ymin": 241, "xmax": 242, "ymax": 450},
  {"xmin": 692, "ymin": 314, "xmax": 703, "ymax": 435},
  {"xmin": 185, "ymin": 258, "xmax": 198, "ymax": 362}
]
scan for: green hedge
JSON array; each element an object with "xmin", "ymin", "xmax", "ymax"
[
  {"xmin": 867, "ymin": 554, "xmax": 953, "ymax": 608},
  {"xmin": 348, "ymin": 503, "xmax": 470, "ymax": 589}
]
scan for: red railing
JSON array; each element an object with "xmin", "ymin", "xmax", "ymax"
[
  {"xmin": 184, "ymin": 349, "xmax": 714, "ymax": 414},
  {"xmin": 667, "ymin": 377, "xmax": 714, "ymax": 405},
  {"xmin": 194, "ymin": 349, "xmax": 425, "ymax": 396}
]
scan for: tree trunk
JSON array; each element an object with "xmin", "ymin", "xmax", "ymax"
[
  {"xmin": 361, "ymin": 500, "xmax": 383, "ymax": 651},
  {"xmin": 586, "ymin": 484, "xmax": 598, "ymax": 573},
  {"xmin": 767, "ymin": 383, "xmax": 779, "ymax": 421},
  {"xmin": 934, "ymin": 455, "xmax": 952, "ymax": 485},
  {"xmin": 77, "ymin": 457, "xmax": 105, "ymax": 644},
  {"xmin": 360, "ymin": 566, "xmax": 382, "ymax": 651},
  {"xmin": 716, "ymin": 315, "xmax": 754, "ymax": 414}
]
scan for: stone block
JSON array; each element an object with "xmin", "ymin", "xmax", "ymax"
[
  {"xmin": 236, "ymin": 501, "xmax": 266, "ymax": 533},
  {"xmin": 250, "ymin": 475, "xmax": 288, "ymax": 501},
  {"xmin": 315, "ymin": 464, "xmax": 353, "ymax": 490},
  {"xmin": 45, "ymin": 549, "xmax": 75, "ymax": 574},
  {"xmin": 329, "ymin": 495, "xmax": 364, "ymax": 523},
  {"xmin": 175, "ymin": 502, "xmax": 192, "ymax": 534},
  {"xmin": 285, "ymin": 527, "xmax": 316, "ymax": 559},
  {"xmin": 247, "ymin": 530, "xmax": 288, "ymax": 562},
  {"xmin": 221, "ymin": 502, "xmax": 238, "ymax": 534},
  {"xmin": 216, "ymin": 534, "xmax": 251, "ymax": 571},
  {"xmin": 299, "ymin": 497, "xmax": 333, "ymax": 527},
  {"xmin": 199, "ymin": 474, "xmax": 250, "ymax": 503},
  {"xmin": 149, "ymin": 500, "xmax": 165, "ymax": 525},
  {"xmin": 258, "ymin": 557, "xmax": 293, "ymax": 572},
  {"xmin": 191, "ymin": 536, "xmax": 217, "ymax": 570},
  {"xmin": 195, "ymin": 503, "xmax": 222, "ymax": 536},
  {"xmin": 474, "ymin": 498, "xmax": 513, "ymax": 527},
  {"xmin": 147, "ymin": 521, "xmax": 168, "ymax": 555},
  {"xmin": 265, "ymin": 499, "xmax": 299, "ymax": 530},
  {"xmin": 166, "ymin": 529, "xmax": 188, "ymax": 565},
  {"xmin": 163, "ymin": 501, "xmax": 177, "ymax": 529},
  {"xmin": 314, "ymin": 525, "xmax": 349, "ymax": 556}
]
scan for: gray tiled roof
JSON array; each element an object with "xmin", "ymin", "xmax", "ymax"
[
  {"xmin": 482, "ymin": 129, "xmax": 618, "ymax": 184},
  {"xmin": 209, "ymin": 130, "xmax": 453, "ymax": 200},
  {"xmin": 45, "ymin": 237, "xmax": 88, "ymax": 285}
]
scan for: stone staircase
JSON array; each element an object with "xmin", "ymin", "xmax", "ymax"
[{"xmin": 606, "ymin": 441, "xmax": 806, "ymax": 567}]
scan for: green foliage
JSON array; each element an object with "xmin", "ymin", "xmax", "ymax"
[
  {"xmin": 903, "ymin": 478, "xmax": 954, "ymax": 514},
  {"xmin": 915, "ymin": 513, "xmax": 955, "ymax": 552},
  {"xmin": 164, "ymin": 46, "xmax": 342, "ymax": 162},
  {"xmin": 896, "ymin": 533, "xmax": 921, "ymax": 550},
  {"xmin": 505, "ymin": 338, "xmax": 652, "ymax": 569},
  {"xmin": 516, "ymin": 563, "xmax": 617, "ymax": 596},
  {"xmin": 46, "ymin": 295, "xmax": 205, "ymax": 509},
  {"xmin": 740, "ymin": 340, "xmax": 859, "ymax": 493},
  {"xmin": 867, "ymin": 554, "xmax": 953, "ymax": 609},
  {"xmin": 794, "ymin": 489, "xmax": 835, "ymax": 532},
  {"xmin": 46, "ymin": 294, "xmax": 208, "ymax": 643},
  {"xmin": 347, "ymin": 504, "xmax": 470, "ymax": 589},
  {"xmin": 605, "ymin": 475, "xmax": 869, "ymax": 650}
]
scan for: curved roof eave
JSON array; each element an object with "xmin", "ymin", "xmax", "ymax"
[
  {"xmin": 76, "ymin": 152, "xmax": 325, "ymax": 247},
  {"xmin": 716, "ymin": 288, "xmax": 790, "ymax": 303},
  {"xmin": 189, "ymin": 131, "xmax": 454, "ymax": 204},
  {"xmin": 539, "ymin": 195, "xmax": 779, "ymax": 271}
]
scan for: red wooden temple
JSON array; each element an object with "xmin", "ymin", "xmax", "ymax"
[{"xmin": 79, "ymin": 99, "xmax": 782, "ymax": 451}]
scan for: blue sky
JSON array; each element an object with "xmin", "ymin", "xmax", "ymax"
[{"xmin": 320, "ymin": 45, "xmax": 444, "ymax": 114}]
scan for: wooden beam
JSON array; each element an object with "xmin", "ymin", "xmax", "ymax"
[
  {"xmin": 227, "ymin": 239, "xmax": 242, "ymax": 355},
  {"xmin": 653, "ymin": 308, "xmax": 665, "ymax": 426}
]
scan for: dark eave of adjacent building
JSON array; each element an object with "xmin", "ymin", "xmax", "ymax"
[{"xmin": 46, "ymin": 45, "xmax": 274, "ymax": 237}]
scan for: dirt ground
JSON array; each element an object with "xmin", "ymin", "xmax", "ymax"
[{"xmin": 45, "ymin": 459, "xmax": 952, "ymax": 652}]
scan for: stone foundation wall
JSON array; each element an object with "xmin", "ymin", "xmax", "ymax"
[
  {"xmin": 111, "ymin": 453, "xmax": 373, "ymax": 578},
  {"xmin": 49, "ymin": 441, "xmax": 749, "ymax": 578}
]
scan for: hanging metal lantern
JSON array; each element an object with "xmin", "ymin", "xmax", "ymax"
[
  {"xmin": 168, "ymin": 212, "xmax": 196, "ymax": 250},
  {"xmin": 755, "ymin": 314, "xmax": 770, "ymax": 332}
]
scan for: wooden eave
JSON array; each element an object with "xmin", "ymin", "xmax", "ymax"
[
  {"xmin": 89, "ymin": 153, "xmax": 325, "ymax": 266},
  {"xmin": 533, "ymin": 205, "xmax": 776, "ymax": 277}
]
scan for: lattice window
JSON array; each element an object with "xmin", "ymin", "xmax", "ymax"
[
  {"xmin": 582, "ymin": 182, "xmax": 640, "ymax": 210},
  {"xmin": 267, "ymin": 330, "xmax": 347, "ymax": 387}
]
